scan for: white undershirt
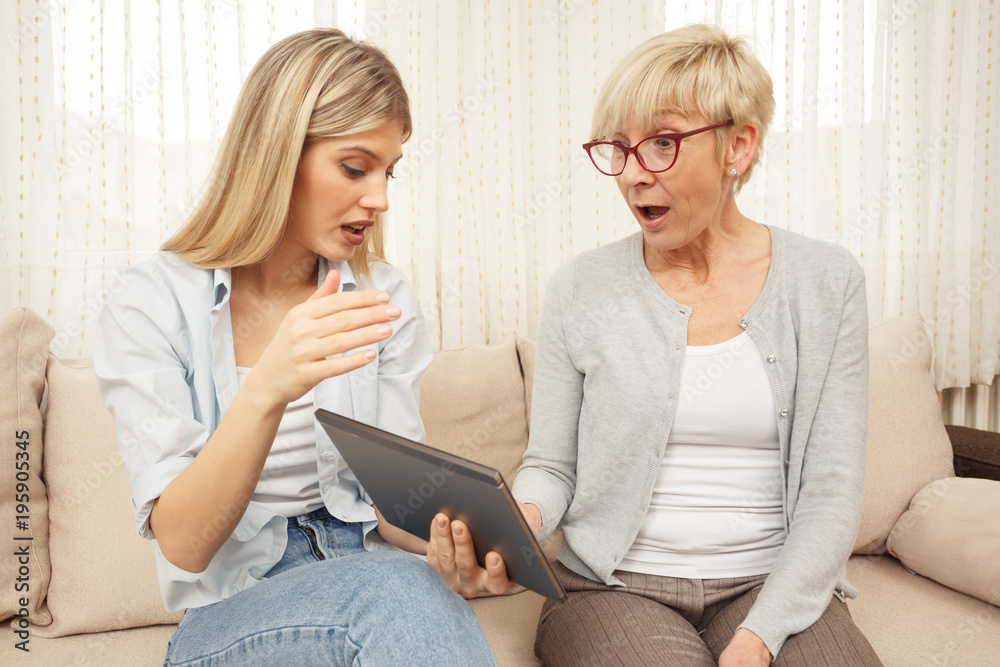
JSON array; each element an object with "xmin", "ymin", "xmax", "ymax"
[
  {"xmin": 236, "ymin": 366, "xmax": 325, "ymax": 518},
  {"xmin": 618, "ymin": 332, "xmax": 786, "ymax": 579}
]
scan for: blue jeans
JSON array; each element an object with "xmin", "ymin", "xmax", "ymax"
[{"xmin": 164, "ymin": 507, "xmax": 496, "ymax": 666}]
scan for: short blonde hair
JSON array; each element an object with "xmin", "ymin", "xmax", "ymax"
[
  {"xmin": 590, "ymin": 24, "xmax": 774, "ymax": 193},
  {"xmin": 162, "ymin": 29, "xmax": 411, "ymax": 280}
]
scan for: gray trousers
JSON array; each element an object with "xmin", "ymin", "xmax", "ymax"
[{"xmin": 536, "ymin": 561, "xmax": 883, "ymax": 666}]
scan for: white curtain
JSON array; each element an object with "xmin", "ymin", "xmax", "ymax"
[{"xmin": 2, "ymin": 0, "xmax": 998, "ymax": 391}]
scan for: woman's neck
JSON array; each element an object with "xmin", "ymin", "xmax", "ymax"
[{"xmin": 232, "ymin": 250, "xmax": 318, "ymax": 296}]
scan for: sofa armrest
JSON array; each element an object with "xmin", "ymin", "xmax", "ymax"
[{"xmin": 945, "ymin": 425, "xmax": 1000, "ymax": 481}]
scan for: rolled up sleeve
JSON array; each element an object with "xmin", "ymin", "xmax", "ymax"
[{"xmin": 94, "ymin": 265, "xmax": 208, "ymax": 539}]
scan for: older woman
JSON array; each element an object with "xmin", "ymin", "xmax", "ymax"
[{"xmin": 428, "ymin": 23, "xmax": 883, "ymax": 667}]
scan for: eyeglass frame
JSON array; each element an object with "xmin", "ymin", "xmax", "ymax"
[{"xmin": 582, "ymin": 119, "xmax": 735, "ymax": 176}]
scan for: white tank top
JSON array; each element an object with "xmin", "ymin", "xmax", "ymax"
[
  {"xmin": 236, "ymin": 366, "xmax": 325, "ymax": 518},
  {"xmin": 618, "ymin": 332, "xmax": 786, "ymax": 578}
]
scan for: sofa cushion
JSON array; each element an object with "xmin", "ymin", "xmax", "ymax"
[
  {"xmin": 886, "ymin": 477, "xmax": 1000, "ymax": 606},
  {"xmin": 421, "ymin": 335, "xmax": 529, "ymax": 483},
  {"xmin": 847, "ymin": 555, "xmax": 1000, "ymax": 666},
  {"xmin": 853, "ymin": 314, "xmax": 955, "ymax": 554},
  {"xmin": 0, "ymin": 623, "xmax": 175, "ymax": 665},
  {"xmin": 471, "ymin": 592, "xmax": 545, "ymax": 666},
  {"xmin": 0, "ymin": 308, "xmax": 54, "ymax": 626},
  {"xmin": 33, "ymin": 358, "xmax": 183, "ymax": 638}
]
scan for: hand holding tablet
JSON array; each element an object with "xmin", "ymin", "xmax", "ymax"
[
  {"xmin": 315, "ymin": 409, "xmax": 567, "ymax": 601},
  {"xmin": 425, "ymin": 498, "xmax": 542, "ymax": 599}
]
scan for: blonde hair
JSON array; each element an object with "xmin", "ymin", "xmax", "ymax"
[
  {"xmin": 162, "ymin": 29, "xmax": 411, "ymax": 280},
  {"xmin": 590, "ymin": 24, "xmax": 774, "ymax": 193}
]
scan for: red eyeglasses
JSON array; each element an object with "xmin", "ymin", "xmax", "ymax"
[{"xmin": 583, "ymin": 120, "xmax": 734, "ymax": 176}]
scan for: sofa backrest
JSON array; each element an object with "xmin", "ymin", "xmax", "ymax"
[
  {"xmin": 3, "ymin": 307, "xmax": 963, "ymax": 636},
  {"xmin": 6, "ymin": 331, "xmax": 539, "ymax": 635},
  {"xmin": 854, "ymin": 314, "xmax": 955, "ymax": 554}
]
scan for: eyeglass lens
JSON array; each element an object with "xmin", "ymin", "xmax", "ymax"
[{"xmin": 590, "ymin": 136, "xmax": 678, "ymax": 175}]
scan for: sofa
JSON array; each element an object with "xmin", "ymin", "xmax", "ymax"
[{"xmin": 2, "ymin": 307, "xmax": 999, "ymax": 666}]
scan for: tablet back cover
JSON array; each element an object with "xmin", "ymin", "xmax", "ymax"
[{"xmin": 316, "ymin": 409, "xmax": 565, "ymax": 601}]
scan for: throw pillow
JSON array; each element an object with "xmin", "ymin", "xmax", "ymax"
[
  {"xmin": 853, "ymin": 314, "xmax": 955, "ymax": 554},
  {"xmin": 887, "ymin": 477, "xmax": 1000, "ymax": 606},
  {"xmin": 420, "ymin": 334, "xmax": 529, "ymax": 484},
  {"xmin": 32, "ymin": 358, "xmax": 183, "ymax": 638},
  {"xmin": 0, "ymin": 308, "xmax": 54, "ymax": 627}
]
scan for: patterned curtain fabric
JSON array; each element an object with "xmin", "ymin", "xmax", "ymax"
[{"xmin": 1, "ymin": 0, "xmax": 997, "ymax": 390}]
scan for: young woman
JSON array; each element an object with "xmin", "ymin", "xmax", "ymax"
[{"xmin": 95, "ymin": 29, "xmax": 494, "ymax": 666}]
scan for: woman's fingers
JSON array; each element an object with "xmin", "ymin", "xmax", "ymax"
[
  {"xmin": 427, "ymin": 514, "xmax": 457, "ymax": 578},
  {"xmin": 448, "ymin": 516, "xmax": 513, "ymax": 596},
  {"xmin": 302, "ymin": 285, "xmax": 391, "ymax": 320},
  {"xmin": 314, "ymin": 349, "xmax": 380, "ymax": 379},
  {"xmin": 311, "ymin": 303, "xmax": 400, "ymax": 340},
  {"xmin": 450, "ymin": 520, "xmax": 480, "ymax": 582},
  {"xmin": 484, "ymin": 551, "xmax": 510, "ymax": 595},
  {"xmin": 305, "ymin": 269, "xmax": 341, "ymax": 301},
  {"xmin": 434, "ymin": 518, "xmax": 510, "ymax": 598},
  {"xmin": 296, "ymin": 323, "xmax": 392, "ymax": 365}
]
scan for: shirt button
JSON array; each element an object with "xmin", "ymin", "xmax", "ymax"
[
  {"xmin": 780, "ymin": 409, "xmax": 789, "ymax": 417},
  {"xmin": 322, "ymin": 451, "xmax": 335, "ymax": 461},
  {"xmin": 767, "ymin": 355, "xmax": 776, "ymax": 363},
  {"xmin": 739, "ymin": 318, "xmax": 748, "ymax": 329}
]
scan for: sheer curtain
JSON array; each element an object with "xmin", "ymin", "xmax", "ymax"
[{"xmin": 2, "ymin": 0, "xmax": 997, "ymax": 392}]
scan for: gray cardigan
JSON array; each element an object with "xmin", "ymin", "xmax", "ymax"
[{"xmin": 511, "ymin": 226, "xmax": 869, "ymax": 659}]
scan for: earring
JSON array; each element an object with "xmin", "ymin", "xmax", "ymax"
[{"xmin": 729, "ymin": 168, "xmax": 738, "ymax": 177}]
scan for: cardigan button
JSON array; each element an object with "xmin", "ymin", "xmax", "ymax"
[
  {"xmin": 739, "ymin": 318, "xmax": 748, "ymax": 329},
  {"xmin": 767, "ymin": 355, "xmax": 776, "ymax": 363},
  {"xmin": 780, "ymin": 409, "xmax": 788, "ymax": 417}
]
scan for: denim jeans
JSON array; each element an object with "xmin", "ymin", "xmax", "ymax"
[{"xmin": 163, "ymin": 507, "xmax": 496, "ymax": 666}]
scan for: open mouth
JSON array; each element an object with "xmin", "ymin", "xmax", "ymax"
[
  {"xmin": 341, "ymin": 223, "xmax": 371, "ymax": 245},
  {"xmin": 638, "ymin": 205, "xmax": 670, "ymax": 222}
]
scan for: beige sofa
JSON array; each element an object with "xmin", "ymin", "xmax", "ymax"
[{"xmin": 2, "ymin": 308, "xmax": 999, "ymax": 666}]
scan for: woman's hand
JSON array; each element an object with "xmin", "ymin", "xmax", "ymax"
[
  {"xmin": 518, "ymin": 500, "xmax": 542, "ymax": 536},
  {"xmin": 425, "ymin": 502, "xmax": 541, "ymax": 598},
  {"xmin": 426, "ymin": 513, "xmax": 510, "ymax": 598},
  {"xmin": 719, "ymin": 628, "xmax": 771, "ymax": 667},
  {"xmin": 373, "ymin": 505, "xmax": 428, "ymax": 554},
  {"xmin": 250, "ymin": 270, "xmax": 401, "ymax": 409}
]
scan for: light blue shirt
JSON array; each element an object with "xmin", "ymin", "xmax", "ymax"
[{"xmin": 94, "ymin": 251, "xmax": 432, "ymax": 612}]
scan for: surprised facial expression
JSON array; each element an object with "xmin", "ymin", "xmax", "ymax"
[
  {"xmin": 613, "ymin": 111, "xmax": 732, "ymax": 252},
  {"xmin": 285, "ymin": 122, "xmax": 404, "ymax": 262}
]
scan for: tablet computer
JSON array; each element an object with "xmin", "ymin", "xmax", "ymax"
[{"xmin": 315, "ymin": 409, "xmax": 566, "ymax": 602}]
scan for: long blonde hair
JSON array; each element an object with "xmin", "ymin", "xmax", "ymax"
[{"xmin": 162, "ymin": 29, "xmax": 411, "ymax": 280}]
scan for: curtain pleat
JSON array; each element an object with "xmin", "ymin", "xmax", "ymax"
[{"xmin": 1, "ymin": 0, "xmax": 997, "ymax": 389}]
